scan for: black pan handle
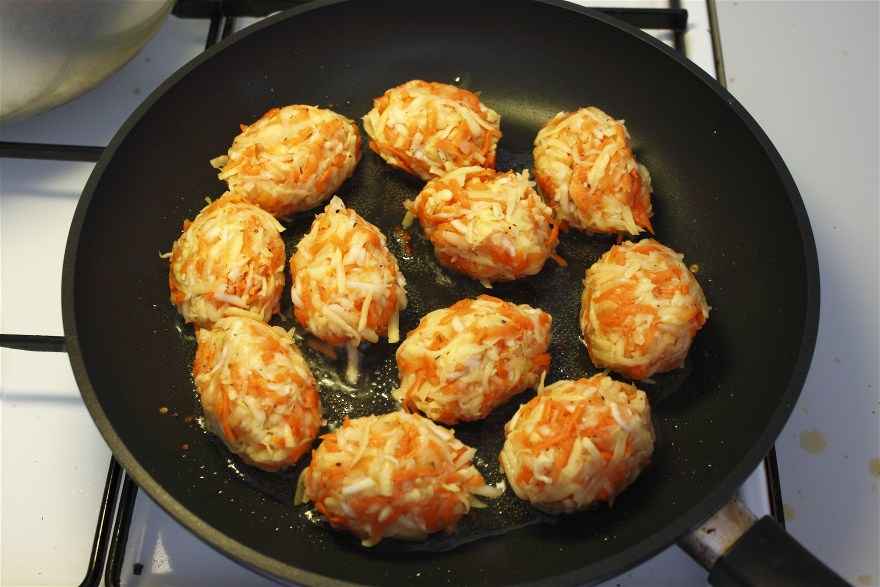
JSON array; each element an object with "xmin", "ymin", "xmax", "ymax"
[
  {"xmin": 0, "ymin": 334, "xmax": 66, "ymax": 352},
  {"xmin": 679, "ymin": 498, "xmax": 848, "ymax": 586}
]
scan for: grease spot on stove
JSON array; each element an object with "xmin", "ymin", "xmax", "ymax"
[{"xmin": 799, "ymin": 429, "xmax": 827, "ymax": 455}]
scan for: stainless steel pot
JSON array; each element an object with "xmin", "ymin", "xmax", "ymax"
[{"xmin": 0, "ymin": 0, "xmax": 174, "ymax": 123}]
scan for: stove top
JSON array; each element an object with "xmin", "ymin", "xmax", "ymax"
[{"xmin": 0, "ymin": 2, "xmax": 780, "ymax": 585}]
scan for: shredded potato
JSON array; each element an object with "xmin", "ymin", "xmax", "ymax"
[
  {"xmin": 168, "ymin": 193, "xmax": 285, "ymax": 327},
  {"xmin": 405, "ymin": 166, "xmax": 559, "ymax": 283},
  {"xmin": 394, "ymin": 295, "xmax": 551, "ymax": 424},
  {"xmin": 290, "ymin": 196, "xmax": 407, "ymax": 382},
  {"xmin": 363, "ymin": 80, "xmax": 501, "ymax": 180},
  {"xmin": 213, "ymin": 105, "xmax": 361, "ymax": 218},
  {"xmin": 194, "ymin": 315, "xmax": 321, "ymax": 471},
  {"xmin": 302, "ymin": 412, "xmax": 503, "ymax": 546},
  {"xmin": 581, "ymin": 239, "xmax": 709, "ymax": 380},
  {"xmin": 533, "ymin": 107, "xmax": 653, "ymax": 235},
  {"xmin": 500, "ymin": 374, "xmax": 654, "ymax": 513}
]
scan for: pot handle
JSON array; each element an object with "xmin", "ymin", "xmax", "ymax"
[
  {"xmin": 0, "ymin": 334, "xmax": 66, "ymax": 352},
  {"xmin": 679, "ymin": 498, "xmax": 848, "ymax": 586}
]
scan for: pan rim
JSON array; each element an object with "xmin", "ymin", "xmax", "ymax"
[{"xmin": 61, "ymin": 1, "xmax": 820, "ymax": 585}]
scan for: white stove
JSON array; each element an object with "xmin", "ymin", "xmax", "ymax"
[{"xmin": 0, "ymin": 2, "xmax": 776, "ymax": 585}]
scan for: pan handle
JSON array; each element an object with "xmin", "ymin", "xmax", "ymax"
[
  {"xmin": 0, "ymin": 334, "xmax": 66, "ymax": 352},
  {"xmin": 678, "ymin": 498, "xmax": 848, "ymax": 586}
]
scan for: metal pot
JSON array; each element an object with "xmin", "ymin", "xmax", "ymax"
[{"xmin": 0, "ymin": 0, "xmax": 174, "ymax": 123}]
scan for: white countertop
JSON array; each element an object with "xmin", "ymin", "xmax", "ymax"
[{"xmin": 716, "ymin": 1, "xmax": 880, "ymax": 585}]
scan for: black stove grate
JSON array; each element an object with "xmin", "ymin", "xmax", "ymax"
[{"xmin": 0, "ymin": 3, "xmax": 784, "ymax": 585}]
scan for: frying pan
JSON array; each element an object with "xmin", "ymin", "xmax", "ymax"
[{"xmin": 6, "ymin": 0, "xmax": 846, "ymax": 584}]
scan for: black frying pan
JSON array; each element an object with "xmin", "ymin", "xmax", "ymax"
[{"xmin": 40, "ymin": 0, "xmax": 842, "ymax": 584}]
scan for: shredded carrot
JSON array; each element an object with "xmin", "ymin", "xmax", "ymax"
[{"xmin": 550, "ymin": 252, "xmax": 568, "ymax": 267}]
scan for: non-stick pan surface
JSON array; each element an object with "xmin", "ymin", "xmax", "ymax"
[{"xmin": 62, "ymin": 1, "xmax": 819, "ymax": 585}]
